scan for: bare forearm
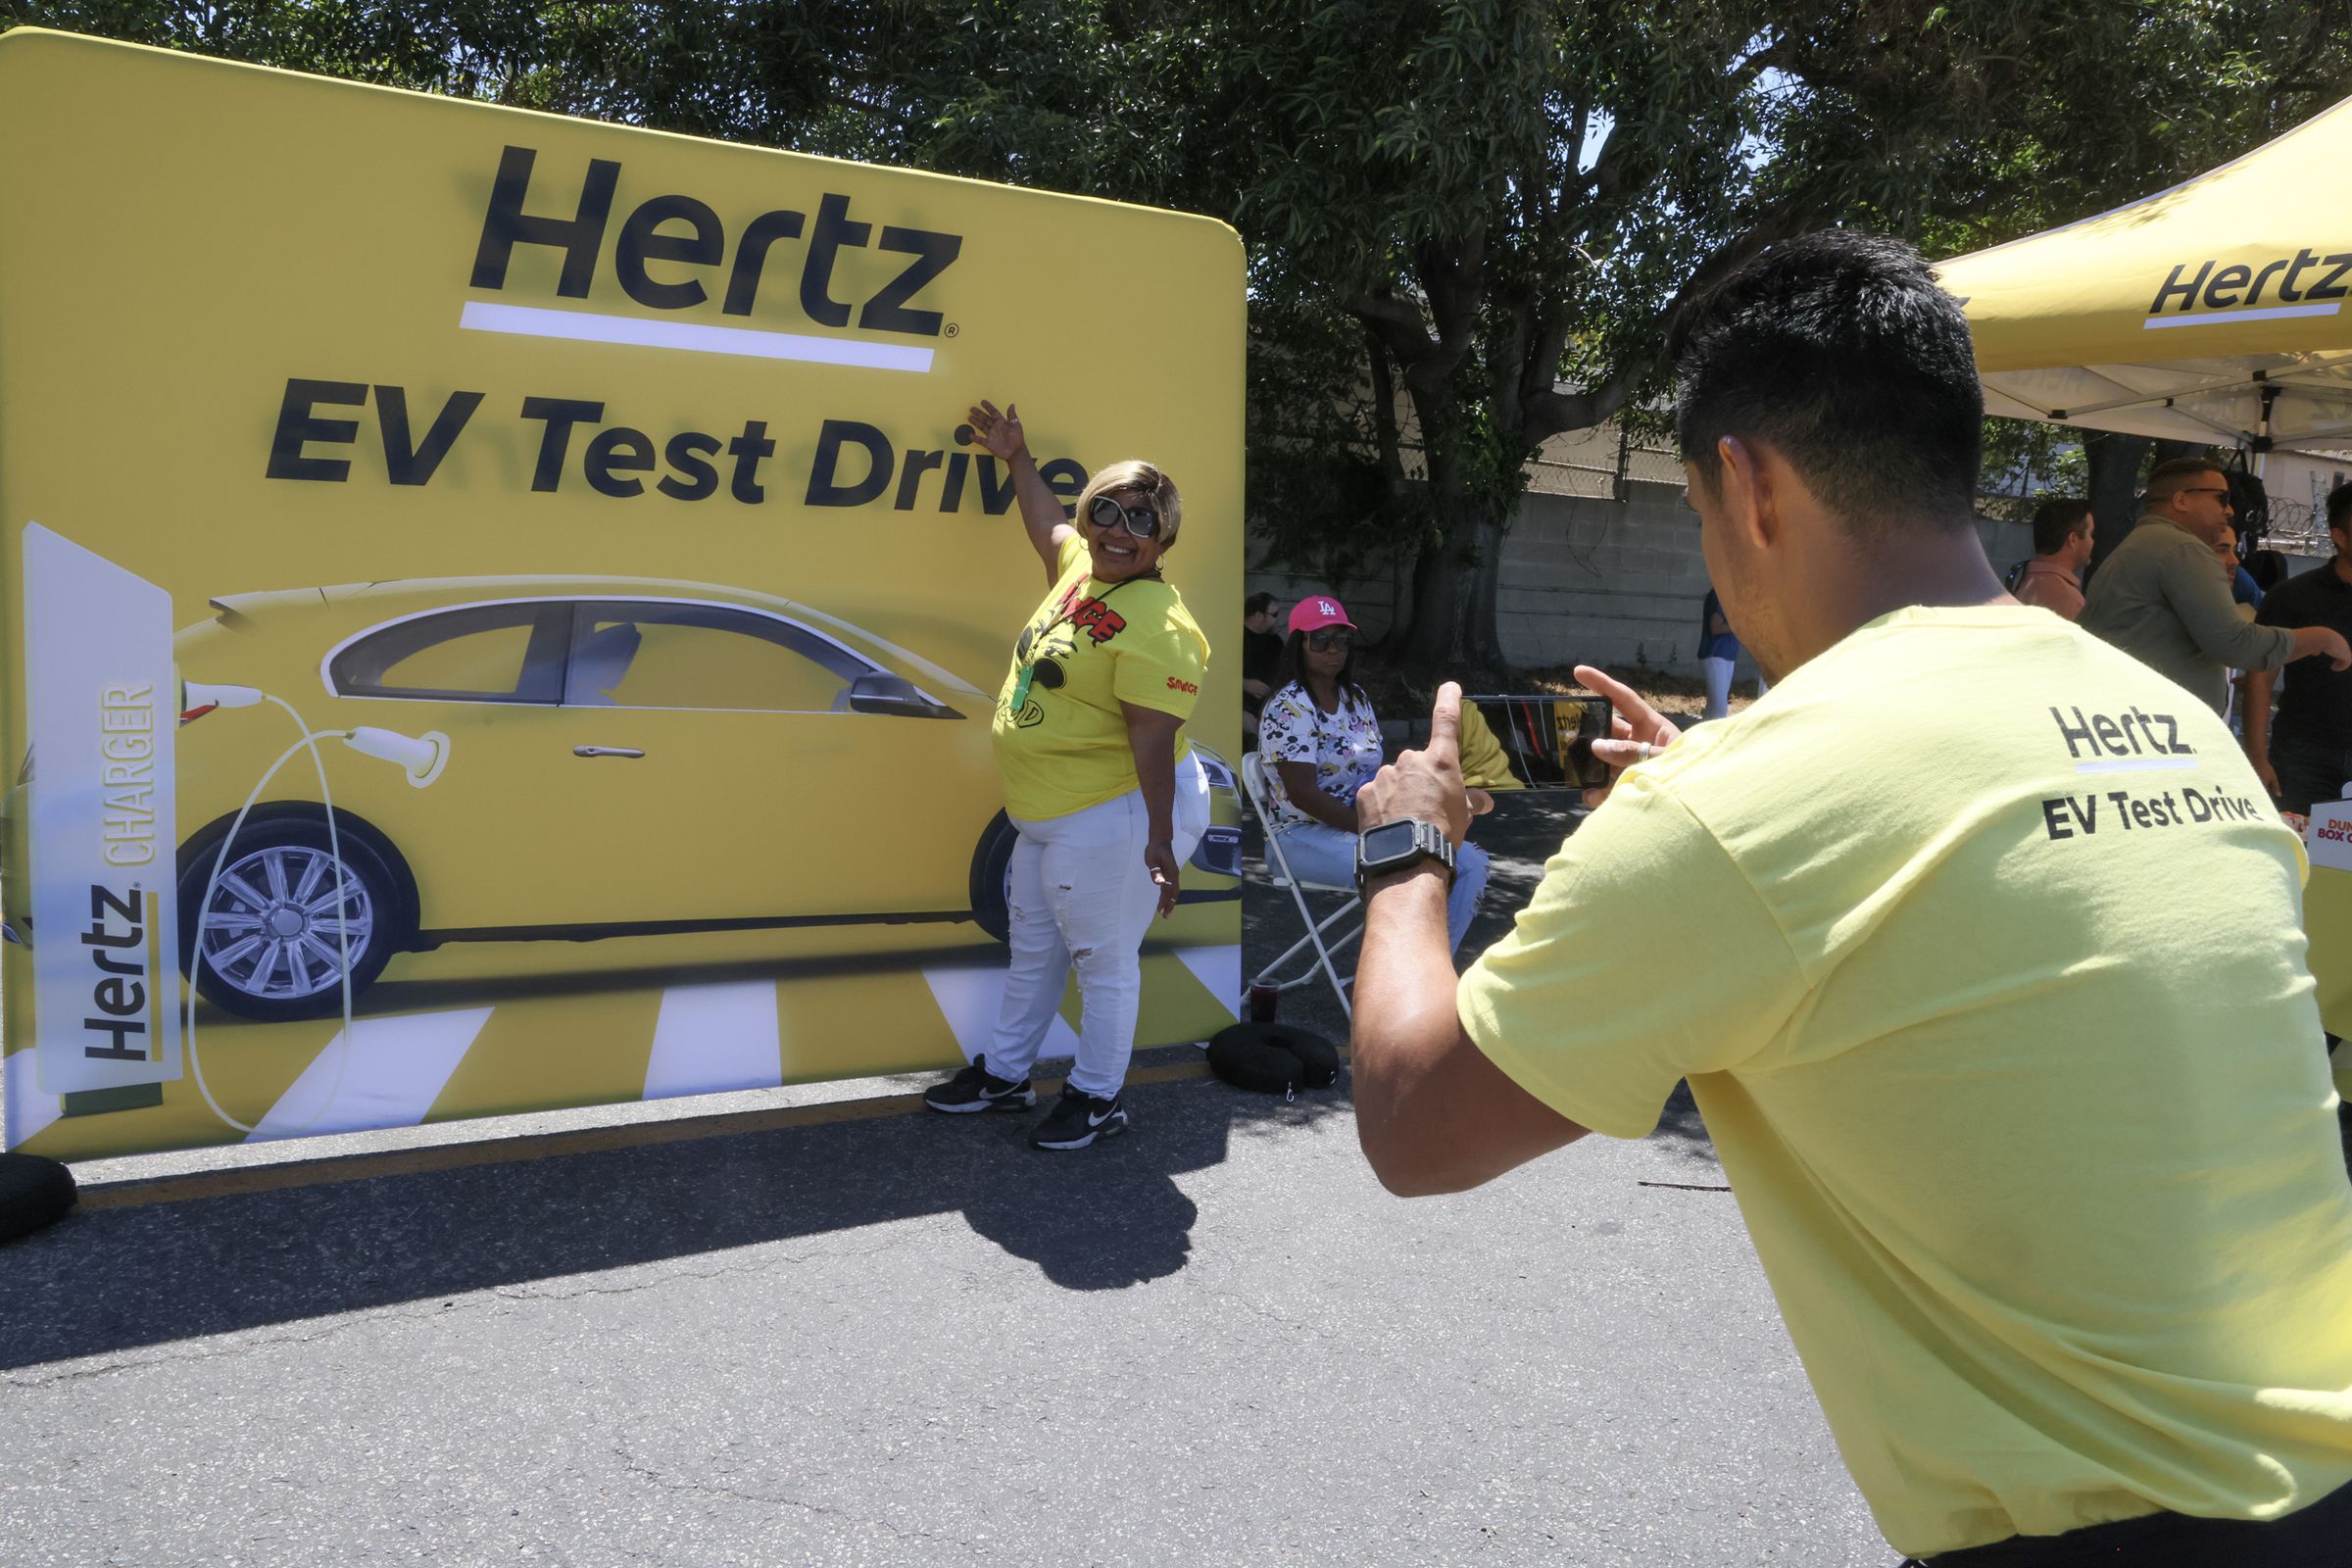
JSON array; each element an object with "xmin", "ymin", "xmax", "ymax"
[
  {"xmin": 2243, "ymin": 669, "xmax": 2276, "ymax": 759},
  {"xmin": 1346, "ymin": 680, "xmax": 1592, "ymax": 1197},
  {"xmin": 1351, "ymin": 868, "xmax": 1474, "ymax": 1192},
  {"xmin": 1003, "ymin": 449, "xmax": 1073, "ymax": 575},
  {"xmin": 1125, "ymin": 715, "xmax": 1179, "ymax": 840},
  {"xmin": 1273, "ymin": 760, "xmax": 1359, "ymax": 833},
  {"xmin": 1301, "ymin": 790, "xmax": 1360, "ymax": 833}
]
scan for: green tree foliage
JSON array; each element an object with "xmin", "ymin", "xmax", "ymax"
[
  {"xmin": 8, "ymin": 2, "xmax": 2350, "ymax": 668},
  {"xmin": 0, "ymin": 2, "xmax": 553, "ymax": 96},
  {"xmin": 1913, "ymin": 3, "xmax": 2352, "ymax": 552}
]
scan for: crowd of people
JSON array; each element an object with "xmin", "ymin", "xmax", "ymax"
[{"xmin": 2001, "ymin": 460, "xmax": 2352, "ymax": 808}]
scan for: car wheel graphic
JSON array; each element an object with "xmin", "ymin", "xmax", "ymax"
[
  {"xmin": 968, "ymin": 811, "xmax": 1019, "ymax": 944},
  {"xmin": 176, "ymin": 817, "xmax": 403, "ymax": 1022}
]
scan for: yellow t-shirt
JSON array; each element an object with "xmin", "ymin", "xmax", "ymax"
[
  {"xmin": 991, "ymin": 533, "xmax": 1206, "ymax": 820},
  {"xmin": 1457, "ymin": 606, "xmax": 2352, "ymax": 1559}
]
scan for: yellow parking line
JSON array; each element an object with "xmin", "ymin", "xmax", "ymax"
[{"xmin": 73, "ymin": 1056, "xmax": 1234, "ymax": 1212}]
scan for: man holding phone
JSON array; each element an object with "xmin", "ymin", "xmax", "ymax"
[{"xmin": 1345, "ymin": 233, "xmax": 2352, "ymax": 1565}]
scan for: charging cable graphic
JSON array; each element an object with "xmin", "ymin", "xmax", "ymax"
[{"xmin": 178, "ymin": 682, "xmax": 448, "ymax": 1136}]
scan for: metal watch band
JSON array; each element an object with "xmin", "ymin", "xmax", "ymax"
[{"xmin": 1354, "ymin": 818, "xmax": 1456, "ymax": 891}]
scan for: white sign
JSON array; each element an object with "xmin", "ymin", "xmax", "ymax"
[
  {"xmin": 2305, "ymin": 793, "xmax": 2352, "ymax": 873},
  {"xmin": 24, "ymin": 523, "xmax": 181, "ymax": 1097}
]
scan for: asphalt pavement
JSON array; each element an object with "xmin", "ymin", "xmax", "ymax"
[{"xmin": 0, "ymin": 784, "xmax": 1891, "ymax": 1567}]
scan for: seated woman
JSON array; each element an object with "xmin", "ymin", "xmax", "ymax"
[{"xmin": 1256, "ymin": 597, "xmax": 1490, "ymax": 954}]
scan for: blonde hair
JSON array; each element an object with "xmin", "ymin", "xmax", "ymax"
[{"xmin": 1076, "ymin": 460, "xmax": 1184, "ymax": 550}]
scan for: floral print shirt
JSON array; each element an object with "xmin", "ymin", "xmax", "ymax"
[{"xmin": 1256, "ymin": 681, "xmax": 1384, "ymax": 830}]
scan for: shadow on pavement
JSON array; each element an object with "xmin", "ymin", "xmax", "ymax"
[{"xmin": 0, "ymin": 1069, "xmax": 1353, "ymax": 1369}]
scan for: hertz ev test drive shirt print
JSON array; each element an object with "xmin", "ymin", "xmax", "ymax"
[{"xmin": 1458, "ymin": 606, "xmax": 2352, "ymax": 1558}]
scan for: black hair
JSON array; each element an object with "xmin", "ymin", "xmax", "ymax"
[
  {"xmin": 2144, "ymin": 457, "xmax": 2227, "ymax": 506},
  {"xmin": 1246, "ymin": 591, "xmax": 1279, "ymax": 616},
  {"xmin": 2329, "ymin": 481, "xmax": 2352, "ymax": 538},
  {"xmin": 1673, "ymin": 230, "xmax": 1982, "ymax": 535},
  {"xmin": 2030, "ymin": 497, "xmax": 2093, "ymax": 558},
  {"xmin": 1271, "ymin": 628, "xmax": 1368, "ymax": 710}
]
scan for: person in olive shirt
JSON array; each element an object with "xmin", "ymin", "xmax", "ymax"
[
  {"xmin": 2249, "ymin": 482, "xmax": 2352, "ymax": 812},
  {"xmin": 2079, "ymin": 458, "xmax": 2348, "ymax": 712}
]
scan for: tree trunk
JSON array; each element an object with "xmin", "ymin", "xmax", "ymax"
[
  {"xmin": 1395, "ymin": 382, "xmax": 1516, "ymax": 673},
  {"xmin": 2082, "ymin": 430, "xmax": 2151, "ymax": 579},
  {"xmin": 1400, "ymin": 468, "xmax": 1474, "ymax": 668},
  {"xmin": 1460, "ymin": 517, "xmax": 1511, "ymax": 671}
]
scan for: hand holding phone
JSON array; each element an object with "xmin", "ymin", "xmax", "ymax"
[{"xmin": 1572, "ymin": 664, "xmax": 1683, "ymax": 808}]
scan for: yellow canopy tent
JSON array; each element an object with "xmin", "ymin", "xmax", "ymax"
[
  {"xmin": 1939, "ymin": 93, "xmax": 2352, "ymax": 458},
  {"xmin": 1941, "ymin": 112, "xmax": 2352, "ymax": 1085}
]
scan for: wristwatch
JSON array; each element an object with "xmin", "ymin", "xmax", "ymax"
[{"xmin": 1355, "ymin": 818, "xmax": 1456, "ymax": 890}]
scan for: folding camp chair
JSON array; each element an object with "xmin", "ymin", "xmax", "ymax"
[{"xmin": 1242, "ymin": 751, "xmax": 1361, "ymax": 1018}]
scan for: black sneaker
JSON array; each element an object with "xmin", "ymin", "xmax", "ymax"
[
  {"xmin": 923, "ymin": 1054, "xmax": 1036, "ymax": 1114},
  {"xmin": 1031, "ymin": 1087, "xmax": 1128, "ymax": 1151}
]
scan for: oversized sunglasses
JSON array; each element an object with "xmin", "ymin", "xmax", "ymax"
[
  {"xmin": 1088, "ymin": 493, "xmax": 1162, "ymax": 539},
  {"xmin": 1305, "ymin": 628, "xmax": 1354, "ymax": 652}
]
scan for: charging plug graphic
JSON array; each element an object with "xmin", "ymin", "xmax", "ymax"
[{"xmin": 179, "ymin": 688, "xmax": 451, "ymax": 1135}]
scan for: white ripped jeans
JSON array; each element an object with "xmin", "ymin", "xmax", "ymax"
[{"xmin": 988, "ymin": 753, "xmax": 1210, "ymax": 1099}]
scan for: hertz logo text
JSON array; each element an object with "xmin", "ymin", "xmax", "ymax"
[{"xmin": 469, "ymin": 146, "xmax": 961, "ymax": 337}]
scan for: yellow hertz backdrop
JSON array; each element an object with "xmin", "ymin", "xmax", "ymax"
[{"xmin": 0, "ymin": 30, "xmax": 1246, "ymax": 1159}]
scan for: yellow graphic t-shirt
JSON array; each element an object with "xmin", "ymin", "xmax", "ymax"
[
  {"xmin": 1458, "ymin": 606, "xmax": 2352, "ymax": 1559},
  {"xmin": 991, "ymin": 533, "xmax": 1207, "ymax": 821}
]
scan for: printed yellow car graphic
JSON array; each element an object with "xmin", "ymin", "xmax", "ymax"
[
  {"xmin": 170, "ymin": 576, "xmax": 1240, "ymax": 1020},
  {"xmin": 0, "ymin": 30, "xmax": 1243, "ymax": 1159}
]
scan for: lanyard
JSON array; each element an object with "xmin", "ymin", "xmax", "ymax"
[{"xmin": 1010, "ymin": 572, "xmax": 1150, "ymax": 710}]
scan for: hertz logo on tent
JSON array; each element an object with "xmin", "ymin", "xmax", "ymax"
[
  {"xmin": 461, "ymin": 146, "xmax": 962, "ymax": 374},
  {"xmin": 2145, "ymin": 249, "xmax": 2352, "ymax": 327}
]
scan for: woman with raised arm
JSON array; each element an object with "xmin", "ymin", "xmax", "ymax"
[{"xmin": 921, "ymin": 399, "xmax": 1211, "ymax": 1151}]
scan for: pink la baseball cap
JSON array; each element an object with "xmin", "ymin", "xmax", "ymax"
[{"xmin": 1288, "ymin": 596, "xmax": 1356, "ymax": 635}]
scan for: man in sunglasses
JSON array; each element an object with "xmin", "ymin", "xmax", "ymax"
[{"xmin": 2081, "ymin": 459, "xmax": 2350, "ymax": 712}]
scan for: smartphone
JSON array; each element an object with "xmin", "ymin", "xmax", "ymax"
[{"xmin": 1470, "ymin": 694, "xmax": 1617, "ymax": 789}]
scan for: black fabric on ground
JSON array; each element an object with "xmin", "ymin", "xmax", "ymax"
[
  {"xmin": 1207, "ymin": 1022, "xmax": 1340, "ymax": 1094},
  {"xmin": 0, "ymin": 1153, "xmax": 75, "ymax": 1243}
]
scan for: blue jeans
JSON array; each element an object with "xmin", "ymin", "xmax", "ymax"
[
  {"xmin": 1701, "ymin": 657, "xmax": 1735, "ymax": 720},
  {"xmin": 1267, "ymin": 820, "xmax": 1490, "ymax": 955}
]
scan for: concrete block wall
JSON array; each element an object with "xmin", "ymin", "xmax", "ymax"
[
  {"xmin": 1244, "ymin": 556, "xmax": 1405, "ymax": 642},
  {"xmin": 1495, "ymin": 482, "xmax": 1725, "ymax": 675},
  {"xmin": 1247, "ymin": 489, "xmax": 2036, "ymax": 682}
]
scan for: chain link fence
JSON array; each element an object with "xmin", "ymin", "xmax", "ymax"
[{"xmin": 1522, "ymin": 418, "xmax": 1685, "ymax": 501}]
